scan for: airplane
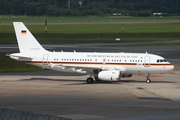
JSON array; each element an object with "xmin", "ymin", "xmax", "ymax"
[{"xmin": 10, "ymin": 22, "xmax": 174, "ymax": 83}]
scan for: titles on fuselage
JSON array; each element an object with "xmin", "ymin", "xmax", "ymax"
[{"xmin": 87, "ymin": 54, "xmax": 139, "ymax": 58}]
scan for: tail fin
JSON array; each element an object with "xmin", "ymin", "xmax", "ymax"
[{"xmin": 13, "ymin": 22, "xmax": 46, "ymax": 53}]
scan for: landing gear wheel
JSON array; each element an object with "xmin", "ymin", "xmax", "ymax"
[
  {"xmin": 146, "ymin": 73, "xmax": 151, "ymax": 83},
  {"xmin": 146, "ymin": 79, "xmax": 151, "ymax": 83},
  {"xmin": 86, "ymin": 78, "xmax": 94, "ymax": 83}
]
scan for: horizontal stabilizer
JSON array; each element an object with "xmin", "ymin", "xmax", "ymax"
[{"xmin": 10, "ymin": 53, "xmax": 32, "ymax": 59}]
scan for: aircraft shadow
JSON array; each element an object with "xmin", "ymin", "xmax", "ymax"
[
  {"xmin": 19, "ymin": 77, "xmax": 83, "ymax": 82},
  {"xmin": 18, "ymin": 78, "xmax": 176, "ymax": 85},
  {"xmin": 19, "ymin": 77, "xmax": 125, "ymax": 85},
  {"xmin": 120, "ymin": 80, "xmax": 176, "ymax": 83},
  {"xmin": 0, "ymin": 70, "xmax": 86, "ymax": 76}
]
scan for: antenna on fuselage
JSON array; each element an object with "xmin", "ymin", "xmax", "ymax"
[{"xmin": 145, "ymin": 51, "xmax": 148, "ymax": 54}]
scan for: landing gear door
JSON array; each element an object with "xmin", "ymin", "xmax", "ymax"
[
  {"xmin": 144, "ymin": 56, "xmax": 150, "ymax": 67},
  {"xmin": 43, "ymin": 54, "xmax": 49, "ymax": 65}
]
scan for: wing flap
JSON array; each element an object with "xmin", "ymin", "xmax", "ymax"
[
  {"xmin": 49, "ymin": 63, "xmax": 106, "ymax": 73},
  {"xmin": 60, "ymin": 64, "xmax": 107, "ymax": 70}
]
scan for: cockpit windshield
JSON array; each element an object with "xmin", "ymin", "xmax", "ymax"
[{"xmin": 157, "ymin": 59, "xmax": 167, "ymax": 63}]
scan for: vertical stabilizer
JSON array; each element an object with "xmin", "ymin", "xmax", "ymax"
[{"xmin": 13, "ymin": 22, "xmax": 46, "ymax": 53}]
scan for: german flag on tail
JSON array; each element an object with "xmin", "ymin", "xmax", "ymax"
[{"xmin": 21, "ymin": 30, "xmax": 26, "ymax": 34}]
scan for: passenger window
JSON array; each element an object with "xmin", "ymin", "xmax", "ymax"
[{"xmin": 157, "ymin": 60, "xmax": 159, "ymax": 63}]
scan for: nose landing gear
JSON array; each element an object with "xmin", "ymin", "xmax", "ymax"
[{"xmin": 146, "ymin": 73, "xmax": 151, "ymax": 83}]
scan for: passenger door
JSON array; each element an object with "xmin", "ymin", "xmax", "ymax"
[
  {"xmin": 43, "ymin": 54, "xmax": 49, "ymax": 65},
  {"xmin": 144, "ymin": 56, "xmax": 150, "ymax": 67}
]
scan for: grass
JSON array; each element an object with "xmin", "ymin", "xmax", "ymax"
[
  {"xmin": 0, "ymin": 22, "xmax": 180, "ymax": 44},
  {"xmin": 0, "ymin": 32, "xmax": 179, "ymax": 44},
  {"xmin": 1, "ymin": 21, "xmax": 179, "ymax": 33},
  {"xmin": 0, "ymin": 53, "xmax": 43, "ymax": 72},
  {"xmin": 0, "ymin": 16, "xmax": 180, "ymax": 23}
]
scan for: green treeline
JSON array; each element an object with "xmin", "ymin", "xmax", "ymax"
[{"xmin": 0, "ymin": 0, "xmax": 180, "ymax": 16}]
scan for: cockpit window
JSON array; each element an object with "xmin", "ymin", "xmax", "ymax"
[{"xmin": 157, "ymin": 59, "xmax": 167, "ymax": 63}]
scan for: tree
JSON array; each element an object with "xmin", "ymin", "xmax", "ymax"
[{"xmin": 0, "ymin": 0, "xmax": 179, "ymax": 16}]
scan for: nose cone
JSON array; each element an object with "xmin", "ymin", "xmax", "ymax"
[
  {"xmin": 170, "ymin": 64, "xmax": 175, "ymax": 71},
  {"xmin": 167, "ymin": 63, "xmax": 174, "ymax": 72}
]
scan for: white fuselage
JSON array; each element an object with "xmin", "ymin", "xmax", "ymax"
[{"xmin": 13, "ymin": 51, "xmax": 174, "ymax": 75}]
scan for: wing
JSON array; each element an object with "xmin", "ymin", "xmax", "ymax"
[
  {"xmin": 50, "ymin": 63, "xmax": 126, "ymax": 74},
  {"xmin": 49, "ymin": 63, "xmax": 105, "ymax": 73}
]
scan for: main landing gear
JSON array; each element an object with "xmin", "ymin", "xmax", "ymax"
[
  {"xmin": 86, "ymin": 74, "xmax": 152, "ymax": 83},
  {"xmin": 86, "ymin": 77, "xmax": 101, "ymax": 83},
  {"xmin": 86, "ymin": 77, "xmax": 94, "ymax": 83},
  {"xmin": 146, "ymin": 73, "xmax": 151, "ymax": 83}
]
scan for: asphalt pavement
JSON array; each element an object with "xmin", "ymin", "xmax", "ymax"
[{"xmin": 0, "ymin": 42, "xmax": 180, "ymax": 120}]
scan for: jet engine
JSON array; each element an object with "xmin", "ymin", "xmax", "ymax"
[
  {"xmin": 94, "ymin": 70, "xmax": 132, "ymax": 81},
  {"xmin": 98, "ymin": 71, "xmax": 120, "ymax": 81}
]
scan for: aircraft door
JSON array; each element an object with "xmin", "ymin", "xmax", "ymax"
[
  {"xmin": 43, "ymin": 54, "xmax": 49, "ymax": 65},
  {"xmin": 144, "ymin": 56, "xmax": 150, "ymax": 67}
]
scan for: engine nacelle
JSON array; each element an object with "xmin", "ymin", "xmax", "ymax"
[
  {"xmin": 98, "ymin": 71, "xmax": 120, "ymax": 81},
  {"xmin": 97, "ymin": 71, "xmax": 132, "ymax": 81}
]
